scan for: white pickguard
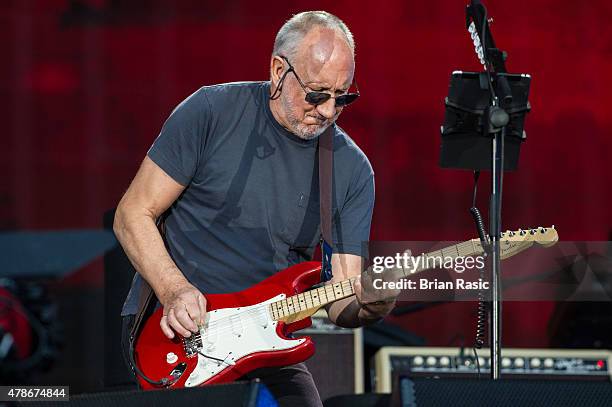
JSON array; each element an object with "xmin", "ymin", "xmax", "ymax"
[{"xmin": 183, "ymin": 294, "xmax": 305, "ymax": 387}]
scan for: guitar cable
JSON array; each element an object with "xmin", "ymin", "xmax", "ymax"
[{"xmin": 469, "ymin": 171, "xmax": 490, "ymax": 378}]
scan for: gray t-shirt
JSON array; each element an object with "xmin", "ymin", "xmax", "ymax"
[{"xmin": 122, "ymin": 81, "xmax": 374, "ymax": 315}]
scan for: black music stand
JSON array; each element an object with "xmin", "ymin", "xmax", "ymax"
[{"xmin": 439, "ymin": 0, "xmax": 531, "ymax": 379}]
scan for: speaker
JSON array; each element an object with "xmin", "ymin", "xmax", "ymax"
[
  {"xmin": 374, "ymin": 346, "xmax": 612, "ymax": 392},
  {"xmin": 27, "ymin": 381, "xmax": 276, "ymax": 407},
  {"xmin": 302, "ymin": 311, "xmax": 364, "ymax": 400},
  {"xmin": 397, "ymin": 377, "xmax": 612, "ymax": 407}
]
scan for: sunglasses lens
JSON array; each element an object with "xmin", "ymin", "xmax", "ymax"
[
  {"xmin": 336, "ymin": 93, "xmax": 359, "ymax": 107},
  {"xmin": 305, "ymin": 92, "xmax": 331, "ymax": 105}
]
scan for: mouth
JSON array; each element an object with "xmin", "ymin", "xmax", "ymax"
[{"xmin": 305, "ymin": 115, "xmax": 327, "ymax": 125}]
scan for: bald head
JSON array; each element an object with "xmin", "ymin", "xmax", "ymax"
[
  {"xmin": 269, "ymin": 12, "xmax": 357, "ymax": 140},
  {"xmin": 273, "ymin": 11, "xmax": 355, "ymax": 60},
  {"xmin": 292, "ymin": 27, "xmax": 354, "ymax": 94}
]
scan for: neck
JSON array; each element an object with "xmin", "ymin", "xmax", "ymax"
[{"xmin": 269, "ymin": 238, "xmax": 487, "ymax": 323}]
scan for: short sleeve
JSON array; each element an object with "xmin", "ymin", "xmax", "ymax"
[
  {"xmin": 333, "ymin": 160, "xmax": 375, "ymax": 258},
  {"xmin": 147, "ymin": 89, "xmax": 210, "ymax": 186}
]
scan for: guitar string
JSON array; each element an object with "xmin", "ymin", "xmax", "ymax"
[
  {"xmin": 182, "ymin": 279, "xmax": 359, "ymax": 341},
  {"xmin": 178, "ymin": 232, "xmax": 544, "ymax": 340},
  {"xmin": 182, "ymin": 240, "xmax": 483, "ymax": 338}
]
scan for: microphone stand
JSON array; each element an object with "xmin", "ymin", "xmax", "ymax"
[{"xmin": 489, "ymin": 105, "xmax": 508, "ymax": 379}]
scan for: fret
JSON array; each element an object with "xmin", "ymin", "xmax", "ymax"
[
  {"xmin": 271, "ymin": 303, "xmax": 277, "ymax": 320},
  {"xmin": 318, "ymin": 286, "xmax": 328, "ymax": 305},
  {"xmin": 291, "ymin": 294, "xmax": 299, "ymax": 312},
  {"xmin": 287, "ymin": 297, "xmax": 295, "ymax": 312},
  {"xmin": 312, "ymin": 288, "xmax": 322, "ymax": 306},
  {"xmin": 296, "ymin": 293, "xmax": 305, "ymax": 312},
  {"xmin": 293, "ymin": 295, "xmax": 301, "ymax": 311},
  {"xmin": 342, "ymin": 280, "xmax": 354, "ymax": 296},
  {"xmin": 325, "ymin": 284, "xmax": 336, "ymax": 302},
  {"xmin": 333, "ymin": 282, "xmax": 343, "ymax": 298},
  {"xmin": 305, "ymin": 290, "xmax": 314, "ymax": 308},
  {"xmin": 279, "ymin": 300, "xmax": 286, "ymax": 317}
]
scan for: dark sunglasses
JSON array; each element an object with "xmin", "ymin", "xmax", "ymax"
[{"xmin": 271, "ymin": 55, "xmax": 360, "ymax": 107}]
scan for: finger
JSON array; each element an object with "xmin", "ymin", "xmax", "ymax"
[
  {"xmin": 168, "ymin": 308, "xmax": 191, "ymax": 337},
  {"xmin": 353, "ymin": 277, "xmax": 363, "ymax": 300},
  {"xmin": 184, "ymin": 299, "xmax": 201, "ymax": 331},
  {"xmin": 175, "ymin": 306, "xmax": 198, "ymax": 333},
  {"xmin": 196, "ymin": 293, "xmax": 207, "ymax": 326},
  {"xmin": 160, "ymin": 314, "xmax": 175, "ymax": 339}
]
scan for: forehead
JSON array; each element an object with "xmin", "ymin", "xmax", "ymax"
[{"xmin": 293, "ymin": 27, "xmax": 354, "ymax": 88}]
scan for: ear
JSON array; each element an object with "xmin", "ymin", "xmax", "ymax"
[{"xmin": 270, "ymin": 56, "xmax": 285, "ymax": 86}]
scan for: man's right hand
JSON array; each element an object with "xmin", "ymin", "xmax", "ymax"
[{"xmin": 158, "ymin": 281, "xmax": 207, "ymax": 339}]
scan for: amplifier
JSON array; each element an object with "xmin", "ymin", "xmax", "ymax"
[
  {"xmin": 374, "ymin": 347, "xmax": 612, "ymax": 392},
  {"xmin": 302, "ymin": 311, "xmax": 364, "ymax": 400}
]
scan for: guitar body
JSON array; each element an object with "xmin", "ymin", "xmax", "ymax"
[{"xmin": 134, "ymin": 261, "xmax": 323, "ymax": 389}]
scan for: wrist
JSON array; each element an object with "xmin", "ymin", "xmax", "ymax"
[{"xmin": 155, "ymin": 270, "xmax": 190, "ymax": 304}]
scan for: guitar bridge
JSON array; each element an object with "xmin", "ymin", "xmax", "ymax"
[{"xmin": 182, "ymin": 333, "xmax": 203, "ymax": 358}]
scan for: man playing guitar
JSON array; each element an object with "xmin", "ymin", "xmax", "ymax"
[{"xmin": 114, "ymin": 11, "xmax": 397, "ymax": 406}]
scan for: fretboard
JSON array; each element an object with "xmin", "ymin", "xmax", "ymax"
[
  {"xmin": 270, "ymin": 279, "xmax": 356, "ymax": 321},
  {"xmin": 406, "ymin": 239, "xmax": 484, "ymax": 275},
  {"xmin": 269, "ymin": 238, "xmax": 485, "ymax": 322}
]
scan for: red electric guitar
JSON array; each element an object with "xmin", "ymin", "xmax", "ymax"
[{"xmin": 134, "ymin": 226, "xmax": 558, "ymax": 389}]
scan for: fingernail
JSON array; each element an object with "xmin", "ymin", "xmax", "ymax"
[{"xmin": 184, "ymin": 331, "xmax": 191, "ymax": 337}]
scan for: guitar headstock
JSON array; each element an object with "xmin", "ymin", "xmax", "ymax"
[
  {"xmin": 500, "ymin": 226, "xmax": 558, "ymax": 259},
  {"xmin": 468, "ymin": 21, "xmax": 486, "ymax": 66},
  {"xmin": 465, "ymin": 0, "xmax": 507, "ymax": 72}
]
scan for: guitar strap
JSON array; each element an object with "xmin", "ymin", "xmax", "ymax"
[{"xmin": 318, "ymin": 125, "xmax": 334, "ymax": 283}]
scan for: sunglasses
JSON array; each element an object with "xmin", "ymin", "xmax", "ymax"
[{"xmin": 271, "ymin": 55, "xmax": 360, "ymax": 107}]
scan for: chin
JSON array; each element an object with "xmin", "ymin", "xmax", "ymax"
[{"xmin": 294, "ymin": 124, "xmax": 327, "ymax": 140}]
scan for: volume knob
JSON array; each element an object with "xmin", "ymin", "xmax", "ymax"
[{"xmin": 166, "ymin": 352, "xmax": 178, "ymax": 364}]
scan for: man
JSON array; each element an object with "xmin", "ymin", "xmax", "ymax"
[{"xmin": 114, "ymin": 11, "xmax": 397, "ymax": 407}]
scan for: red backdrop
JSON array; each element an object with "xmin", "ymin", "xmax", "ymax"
[{"xmin": 2, "ymin": 0, "xmax": 611, "ymax": 348}]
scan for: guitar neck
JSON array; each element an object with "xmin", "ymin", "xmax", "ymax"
[
  {"xmin": 270, "ymin": 278, "xmax": 357, "ymax": 322},
  {"xmin": 271, "ymin": 238, "xmax": 485, "ymax": 323},
  {"xmin": 405, "ymin": 239, "xmax": 484, "ymax": 275}
]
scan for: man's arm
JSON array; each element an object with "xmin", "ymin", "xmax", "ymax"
[
  {"xmin": 325, "ymin": 253, "xmax": 397, "ymax": 328},
  {"xmin": 113, "ymin": 156, "xmax": 206, "ymax": 339}
]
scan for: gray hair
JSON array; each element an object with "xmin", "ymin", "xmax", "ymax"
[{"xmin": 273, "ymin": 11, "xmax": 355, "ymax": 59}]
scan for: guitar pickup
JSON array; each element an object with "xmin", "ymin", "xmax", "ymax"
[{"xmin": 229, "ymin": 315, "xmax": 244, "ymax": 337}]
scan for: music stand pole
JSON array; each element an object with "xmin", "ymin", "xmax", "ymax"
[{"xmin": 489, "ymin": 105, "xmax": 507, "ymax": 379}]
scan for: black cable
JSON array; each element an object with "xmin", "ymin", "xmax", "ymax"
[
  {"xmin": 128, "ymin": 336, "xmax": 169, "ymax": 387},
  {"xmin": 468, "ymin": 171, "xmax": 489, "ymax": 379}
]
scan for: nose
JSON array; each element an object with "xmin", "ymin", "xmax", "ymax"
[{"xmin": 315, "ymin": 98, "xmax": 338, "ymax": 120}]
